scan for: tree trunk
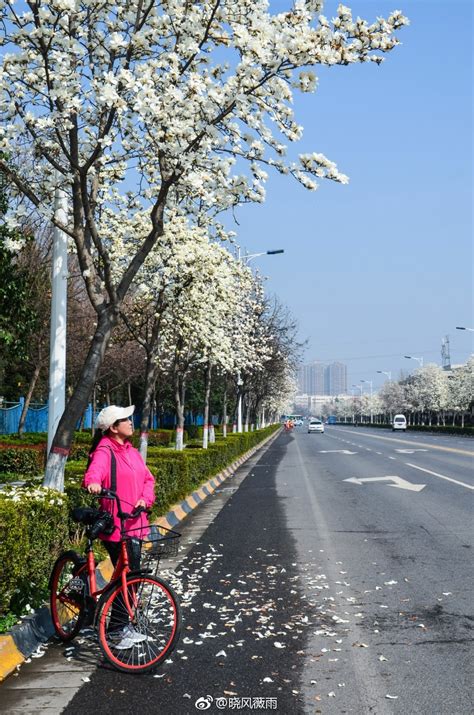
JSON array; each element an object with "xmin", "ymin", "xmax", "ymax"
[
  {"xmin": 18, "ymin": 359, "xmax": 42, "ymax": 436},
  {"xmin": 202, "ymin": 362, "xmax": 212, "ymax": 449},
  {"xmin": 139, "ymin": 354, "xmax": 160, "ymax": 461},
  {"xmin": 222, "ymin": 386, "xmax": 227, "ymax": 438},
  {"xmin": 174, "ymin": 368, "xmax": 185, "ymax": 451},
  {"xmin": 43, "ymin": 308, "xmax": 118, "ymax": 491},
  {"xmin": 244, "ymin": 396, "xmax": 250, "ymax": 432}
]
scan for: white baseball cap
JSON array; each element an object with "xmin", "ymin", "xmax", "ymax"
[{"xmin": 95, "ymin": 405, "xmax": 135, "ymax": 432}]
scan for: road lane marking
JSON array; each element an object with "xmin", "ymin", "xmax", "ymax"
[
  {"xmin": 319, "ymin": 450, "xmax": 358, "ymax": 455},
  {"xmin": 335, "ymin": 428, "xmax": 474, "ymax": 457},
  {"xmin": 395, "ymin": 449, "xmax": 428, "ymax": 454},
  {"xmin": 388, "ymin": 456, "xmax": 396, "ymax": 460},
  {"xmin": 405, "ymin": 463, "xmax": 474, "ymax": 491},
  {"xmin": 344, "ymin": 476, "xmax": 426, "ymax": 492}
]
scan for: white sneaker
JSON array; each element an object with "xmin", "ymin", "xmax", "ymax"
[{"xmin": 113, "ymin": 625, "xmax": 147, "ymax": 650}]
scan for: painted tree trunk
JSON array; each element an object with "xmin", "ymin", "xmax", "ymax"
[
  {"xmin": 222, "ymin": 387, "xmax": 227, "ymax": 438},
  {"xmin": 43, "ymin": 308, "xmax": 118, "ymax": 491},
  {"xmin": 202, "ymin": 362, "xmax": 212, "ymax": 449},
  {"xmin": 139, "ymin": 355, "xmax": 160, "ymax": 461},
  {"xmin": 18, "ymin": 358, "xmax": 42, "ymax": 436},
  {"xmin": 174, "ymin": 369, "xmax": 185, "ymax": 451}
]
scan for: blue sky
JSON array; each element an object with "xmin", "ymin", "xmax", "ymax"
[{"xmin": 230, "ymin": 0, "xmax": 473, "ymax": 389}]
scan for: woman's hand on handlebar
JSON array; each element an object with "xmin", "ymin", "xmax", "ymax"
[
  {"xmin": 87, "ymin": 483, "xmax": 102, "ymax": 495},
  {"xmin": 134, "ymin": 499, "xmax": 147, "ymax": 509}
]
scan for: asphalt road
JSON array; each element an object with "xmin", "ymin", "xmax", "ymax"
[{"xmin": 2, "ymin": 427, "xmax": 472, "ymax": 714}]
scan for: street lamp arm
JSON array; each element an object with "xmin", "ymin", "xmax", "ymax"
[{"xmin": 243, "ymin": 249, "xmax": 285, "ymax": 262}]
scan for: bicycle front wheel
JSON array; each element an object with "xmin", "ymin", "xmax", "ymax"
[
  {"xmin": 50, "ymin": 550, "xmax": 87, "ymax": 641},
  {"xmin": 97, "ymin": 574, "xmax": 181, "ymax": 673}
]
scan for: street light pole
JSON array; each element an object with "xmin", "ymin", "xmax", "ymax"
[
  {"xmin": 377, "ymin": 370, "xmax": 392, "ymax": 381},
  {"xmin": 456, "ymin": 326, "xmax": 474, "ymax": 332},
  {"xmin": 46, "ymin": 188, "xmax": 68, "ymax": 460},
  {"xmin": 361, "ymin": 380, "xmax": 373, "ymax": 423},
  {"xmin": 404, "ymin": 355, "xmax": 424, "ymax": 368},
  {"xmin": 352, "ymin": 384, "xmax": 363, "ymax": 423}
]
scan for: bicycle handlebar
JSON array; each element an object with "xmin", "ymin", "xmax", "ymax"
[{"xmin": 86, "ymin": 488, "xmax": 151, "ymax": 521}]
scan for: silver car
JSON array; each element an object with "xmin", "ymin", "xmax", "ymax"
[{"xmin": 308, "ymin": 419, "xmax": 324, "ymax": 434}]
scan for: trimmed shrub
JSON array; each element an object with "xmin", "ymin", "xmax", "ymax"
[
  {"xmin": 69, "ymin": 444, "xmax": 91, "ymax": 461},
  {"xmin": 0, "ymin": 446, "xmax": 44, "ymax": 475},
  {"xmin": 185, "ymin": 424, "xmax": 201, "ymax": 439},
  {"xmin": 0, "ymin": 487, "xmax": 68, "ymax": 619},
  {"xmin": 355, "ymin": 423, "xmax": 474, "ymax": 436},
  {"xmin": 147, "ymin": 458, "xmax": 190, "ymax": 515},
  {"xmin": 0, "ymin": 433, "xmax": 47, "ymax": 446},
  {"xmin": 0, "ymin": 472, "xmax": 27, "ymax": 485}
]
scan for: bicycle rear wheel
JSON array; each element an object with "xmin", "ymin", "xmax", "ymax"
[
  {"xmin": 97, "ymin": 574, "xmax": 181, "ymax": 673},
  {"xmin": 50, "ymin": 551, "xmax": 88, "ymax": 641}
]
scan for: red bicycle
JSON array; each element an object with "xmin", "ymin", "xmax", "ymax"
[{"xmin": 49, "ymin": 489, "xmax": 181, "ymax": 674}]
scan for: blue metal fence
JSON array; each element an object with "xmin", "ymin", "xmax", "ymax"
[
  {"xmin": 0, "ymin": 399, "xmax": 212, "ymax": 435},
  {"xmin": 0, "ymin": 398, "xmax": 92, "ymax": 435}
]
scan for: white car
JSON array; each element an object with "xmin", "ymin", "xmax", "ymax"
[
  {"xmin": 308, "ymin": 419, "xmax": 324, "ymax": 434},
  {"xmin": 392, "ymin": 414, "xmax": 407, "ymax": 431}
]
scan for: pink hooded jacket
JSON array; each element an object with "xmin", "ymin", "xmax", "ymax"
[{"xmin": 82, "ymin": 435, "xmax": 155, "ymax": 542}]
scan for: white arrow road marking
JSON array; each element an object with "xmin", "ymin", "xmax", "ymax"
[
  {"xmin": 319, "ymin": 450, "xmax": 358, "ymax": 455},
  {"xmin": 344, "ymin": 476, "xmax": 426, "ymax": 492},
  {"xmin": 395, "ymin": 449, "xmax": 428, "ymax": 454},
  {"xmin": 405, "ymin": 463, "xmax": 474, "ymax": 491}
]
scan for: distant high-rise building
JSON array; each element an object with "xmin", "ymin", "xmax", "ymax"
[
  {"xmin": 298, "ymin": 361, "xmax": 325, "ymax": 394},
  {"xmin": 324, "ymin": 362, "xmax": 347, "ymax": 395},
  {"xmin": 298, "ymin": 360, "xmax": 347, "ymax": 395}
]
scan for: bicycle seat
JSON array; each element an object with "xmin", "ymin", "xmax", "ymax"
[
  {"xmin": 72, "ymin": 507, "xmax": 115, "ymax": 537},
  {"xmin": 72, "ymin": 507, "xmax": 102, "ymax": 525}
]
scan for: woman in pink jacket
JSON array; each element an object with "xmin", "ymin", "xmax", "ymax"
[
  {"xmin": 83, "ymin": 403, "xmax": 155, "ymax": 547},
  {"xmin": 82, "ymin": 404, "xmax": 155, "ymax": 648}
]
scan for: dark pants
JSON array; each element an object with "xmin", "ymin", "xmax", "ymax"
[{"xmin": 103, "ymin": 539, "xmax": 141, "ymax": 630}]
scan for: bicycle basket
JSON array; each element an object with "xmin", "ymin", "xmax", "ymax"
[{"xmin": 124, "ymin": 524, "xmax": 181, "ymax": 567}]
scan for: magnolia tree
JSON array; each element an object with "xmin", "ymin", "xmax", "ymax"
[
  {"xmin": 0, "ymin": 0, "xmax": 408, "ymax": 488},
  {"xmin": 118, "ymin": 216, "xmax": 226, "ymax": 456},
  {"xmin": 153, "ymin": 237, "xmax": 257, "ymax": 449},
  {"xmin": 242, "ymin": 296, "xmax": 302, "ymax": 428},
  {"xmin": 405, "ymin": 364, "xmax": 449, "ymax": 426},
  {"xmin": 448, "ymin": 358, "xmax": 473, "ymax": 427}
]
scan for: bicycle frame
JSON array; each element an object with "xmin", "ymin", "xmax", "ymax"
[{"xmin": 68, "ymin": 491, "xmax": 144, "ymax": 621}]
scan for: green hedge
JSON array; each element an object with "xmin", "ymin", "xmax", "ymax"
[
  {"xmin": 354, "ymin": 423, "xmax": 474, "ymax": 436},
  {"xmin": 0, "ymin": 488, "xmax": 68, "ymax": 620},
  {"xmin": 0, "ymin": 432, "xmax": 48, "ymax": 445},
  {"xmin": 0, "ymin": 446, "xmax": 44, "ymax": 475},
  {"xmin": 0, "ymin": 424, "xmax": 280, "ymax": 626}
]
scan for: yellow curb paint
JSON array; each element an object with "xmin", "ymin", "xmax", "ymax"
[
  {"xmin": 97, "ymin": 558, "xmax": 114, "ymax": 582},
  {"xmin": 172, "ymin": 505, "xmax": 188, "ymax": 522},
  {"xmin": 0, "ymin": 637, "xmax": 23, "ymax": 682},
  {"xmin": 186, "ymin": 496, "xmax": 199, "ymax": 509},
  {"xmin": 155, "ymin": 516, "xmax": 173, "ymax": 530}
]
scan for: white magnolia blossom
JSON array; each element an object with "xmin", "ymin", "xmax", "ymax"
[{"xmin": 0, "ymin": 0, "xmax": 408, "ymax": 299}]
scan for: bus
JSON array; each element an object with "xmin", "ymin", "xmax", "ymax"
[{"xmin": 327, "ymin": 415, "xmax": 337, "ymax": 425}]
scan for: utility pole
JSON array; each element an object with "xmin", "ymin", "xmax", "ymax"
[{"xmin": 47, "ymin": 188, "xmax": 68, "ymax": 457}]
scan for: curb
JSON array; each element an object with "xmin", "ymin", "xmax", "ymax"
[{"xmin": 0, "ymin": 427, "xmax": 281, "ymax": 682}]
